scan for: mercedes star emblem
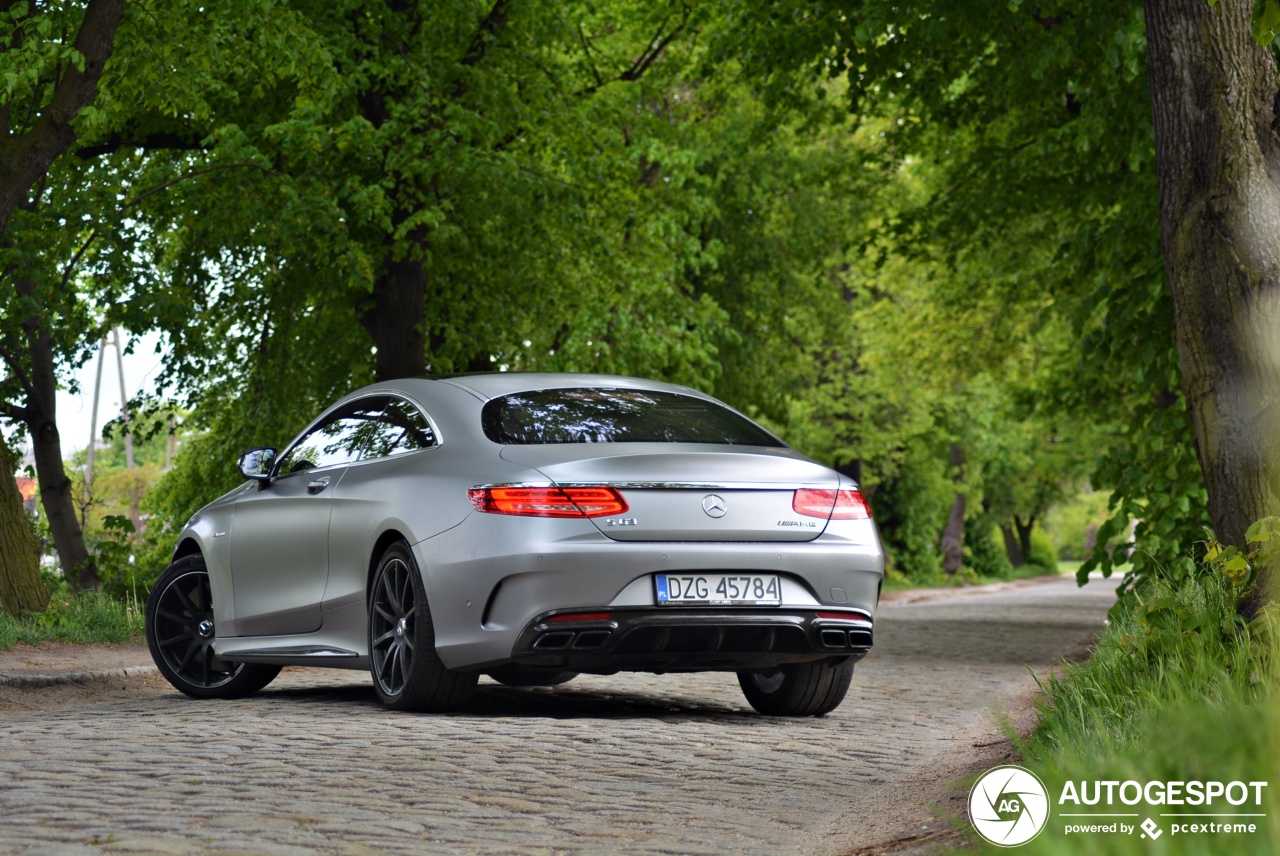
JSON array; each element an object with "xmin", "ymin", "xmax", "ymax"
[{"xmin": 702, "ymin": 494, "xmax": 727, "ymax": 518}]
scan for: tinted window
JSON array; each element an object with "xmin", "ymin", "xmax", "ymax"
[
  {"xmin": 481, "ymin": 388, "xmax": 784, "ymax": 446},
  {"xmin": 362, "ymin": 398, "xmax": 437, "ymax": 460},
  {"xmin": 276, "ymin": 398, "xmax": 388, "ymax": 474}
]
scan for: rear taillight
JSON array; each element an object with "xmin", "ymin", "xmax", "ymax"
[
  {"xmin": 468, "ymin": 486, "xmax": 629, "ymax": 518},
  {"xmin": 792, "ymin": 488, "xmax": 872, "ymax": 520}
]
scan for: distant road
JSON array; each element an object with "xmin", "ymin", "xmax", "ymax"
[{"xmin": 0, "ymin": 576, "xmax": 1114, "ymax": 855}]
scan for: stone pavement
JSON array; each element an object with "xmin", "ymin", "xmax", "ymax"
[{"xmin": 0, "ymin": 577, "xmax": 1116, "ymax": 856}]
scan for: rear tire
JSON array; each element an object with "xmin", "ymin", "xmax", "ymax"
[
  {"xmin": 146, "ymin": 556, "xmax": 281, "ymax": 700},
  {"xmin": 486, "ymin": 664, "xmax": 579, "ymax": 687},
  {"xmin": 369, "ymin": 542, "xmax": 477, "ymax": 712},
  {"xmin": 737, "ymin": 659, "xmax": 855, "ymax": 716}
]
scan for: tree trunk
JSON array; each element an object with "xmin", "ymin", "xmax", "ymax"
[
  {"xmin": 1145, "ymin": 0, "xmax": 1280, "ymax": 616},
  {"xmin": 836, "ymin": 458, "xmax": 863, "ymax": 484},
  {"xmin": 1000, "ymin": 523, "xmax": 1026, "ymax": 567},
  {"xmin": 0, "ymin": 440, "xmax": 49, "ymax": 617},
  {"xmin": 940, "ymin": 443, "xmax": 966, "ymax": 574},
  {"xmin": 15, "ymin": 281, "xmax": 99, "ymax": 589},
  {"xmin": 358, "ymin": 239, "xmax": 428, "ymax": 381},
  {"xmin": 1014, "ymin": 514, "xmax": 1035, "ymax": 561}
]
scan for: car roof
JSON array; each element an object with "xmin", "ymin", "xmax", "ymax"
[{"xmin": 425, "ymin": 372, "xmax": 708, "ymax": 402}]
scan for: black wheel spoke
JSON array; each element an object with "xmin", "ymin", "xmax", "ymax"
[
  {"xmin": 178, "ymin": 639, "xmax": 199, "ymax": 674},
  {"xmin": 173, "ymin": 584, "xmax": 198, "ymax": 617},
  {"xmin": 374, "ymin": 603, "xmax": 395, "ymax": 624},
  {"xmin": 396, "ymin": 644, "xmax": 407, "ymax": 689},
  {"xmin": 382, "ymin": 570, "xmax": 400, "ymax": 615},
  {"xmin": 157, "ymin": 608, "xmax": 188, "ymax": 624},
  {"xmin": 397, "ymin": 569, "xmax": 412, "ymax": 617},
  {"xmin": 160, "ymin": 630, "xmax": 193, "ymax": 648},
  {"xmin": 374, "ymin": 629, "xmax": 396, "ymax": 646}
]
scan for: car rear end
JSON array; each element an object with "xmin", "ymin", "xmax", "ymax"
[{"xmin": 420, "ymin": 380, "xmax": 884, "ymax": 681}]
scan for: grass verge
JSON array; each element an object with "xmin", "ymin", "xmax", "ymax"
[
  {"xmin": 0, "ymin": 590, "xmax": 144, "ymax": 651},
  {"xmin": 961, "ymin": 565, "xmax": 1278, "ymax": 854}
]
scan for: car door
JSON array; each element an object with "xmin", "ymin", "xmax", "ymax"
[
  {"xmin": 230, "ymin": 397, "xmax": 389, "ymax": 636},
  {"xmin": 324, "ymin": 397, "xmax": 441, "ymax": 611}
]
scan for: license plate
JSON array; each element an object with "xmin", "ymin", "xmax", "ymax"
[{"xmin": 655, "ymin": 573, "xmax": 782, "ymax": 606}]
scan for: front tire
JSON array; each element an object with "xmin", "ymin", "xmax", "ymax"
[
  {"xmin": 146, "ymin": 556, "xmax": 281, "ymax": 699},
  {"xmin": 368, "ymin": 542, "xmax": 477, "ymax": 712},
  {"xmin": 737, "ymin": 658, "xmax": 855, "ymax": 716}
]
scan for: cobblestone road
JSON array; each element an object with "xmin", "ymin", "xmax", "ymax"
[{"xmin": 0, "ymin": 577, "xmax": 1115, "ymax": 856}]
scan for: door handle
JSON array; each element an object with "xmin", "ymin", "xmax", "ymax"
[{"xmin": 307, "ymin": 477, "xmax": 331, "ymax": 494}]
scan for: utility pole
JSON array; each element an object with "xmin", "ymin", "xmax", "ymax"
[
  {"xmin": 83, "ymin": 336, "xmax": 107, "ymax": 520},
  {"xmin": 112, "ymin": 328, "xmax": 135, "ymax": 470},
  {"xmin": 83, "ymin": 329, "xmax": 136, "ymax": 524}
]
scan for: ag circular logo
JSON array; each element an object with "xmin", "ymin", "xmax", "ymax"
[{"xmin": 968, "ymin": 765, "xmax": 1050, "ymax": 847}]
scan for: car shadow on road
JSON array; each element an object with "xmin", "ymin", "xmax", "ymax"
[{"xmin": 245, "ymin": 677, "xmax": 778, "ymax": 722}]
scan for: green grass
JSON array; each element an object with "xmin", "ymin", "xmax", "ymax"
[
  {"xmin": 957, "ymin": 570, "xmax": 1278, "ymax": 854},
  {"xmin": 0, "ymin": 589, "xmax": 144, "ymax": 650}
]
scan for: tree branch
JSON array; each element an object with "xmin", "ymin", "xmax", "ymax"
[
  {"xmin": 121, "ymin": 162, "xmax": 278, "ymax": 211},
  {"xmin": 75, "ymin": 130, "xmax": 214, "ymax": 160},
  {"xmin": 0, "ymin": 343, "xmax": 36, "ymax": 400},
  {"xmin": 619, "ymin": 7, "xmax": 691, "ymax": 84},
  {"xmin": 575, "ymin": 5, "xmax": 692, "ymax": 96},
  {"xmin": 0, "ymin": 403, "xmax": 33, "ymax": 423},
  {"xmin": 460, "ymin": 0, "xmax": 510, "ymax": 67},
  {"xmin": 577, "ymin": 24, "xmax": 605, "ymax": 90},
  {"xmin": 0, "ymin": 0, "xmax": 127, "ymax": 234}
]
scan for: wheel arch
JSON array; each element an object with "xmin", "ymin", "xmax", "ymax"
[
  {"xmin": 366, "ymin": 528, "xmax": 411, "ymax": 602},
  {"xmin": 172, "ymin": 537, "xmax": 203, "ymax": 563}
]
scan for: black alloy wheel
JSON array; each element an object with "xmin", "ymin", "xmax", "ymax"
[
  {"xmin": 368, "ymin": 542, "xmax": 477, "ymax": 712},
  {"xmin": 146, "ymin": 556, "xmax": 280, "ymax": 699}
]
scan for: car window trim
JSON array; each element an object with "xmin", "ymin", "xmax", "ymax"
[
  {"xmin": 271, "ymin": 395, "xmax": 393, "ymax": 479},
  {"xmin": 270, "ymin": 392, "xmax": 443, "ymax": 480},
  {"xmin": 354, "ymin": 393, "xmax": 442, "ymax": 464}
]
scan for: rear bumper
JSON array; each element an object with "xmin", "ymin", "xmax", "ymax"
[
  {"xmin": 415, "ymin": 514, "xmax": 884, "ymax": 670},
  {"xmin": 507, "ymin": 607, "xmax": 873, "ymax": 673}
]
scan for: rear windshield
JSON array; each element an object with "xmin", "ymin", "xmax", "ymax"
[{"xmin": 481, "ymin": 388, "xmax": 785, "ymax": 446}]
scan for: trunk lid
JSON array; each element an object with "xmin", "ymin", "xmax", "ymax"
[{"xmin": 499, "ymin": 444, "xmax": 838, "ymax": 542}]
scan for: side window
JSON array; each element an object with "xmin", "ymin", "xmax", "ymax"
[
  {"xmin": 275, "ymin": 398, "xmax": 389, "ymax": 475},
  {"xmin": 362, "ymin": 398, "xmax": 437, "ymax": 461}
]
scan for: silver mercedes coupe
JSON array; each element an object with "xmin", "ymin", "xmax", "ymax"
[{"xmin": 145, "ymin": 374, "xmax": 884, "ymax": 715}]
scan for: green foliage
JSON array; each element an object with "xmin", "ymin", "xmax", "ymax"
[
  {"xmin": 1251, "ymin": 0, "xmax": 1280, "ymax": 45},
  {"xmin": 1026, "ymin": 527, "xmax": 1059, "ymax": 572},
  {"xmin": 1042, "ymin": 489, "xmax": 1113, "ymax": 561},
  {"xmin": 872, "ymin": 446, "xmax": 949, "ymax": 580},
  {"xmin": 964, "ymin": 519, "xmax": 1015, "ymax": 579},
  {"xmin": 1, "ymin": 0, "xmax": 1217, "ymax": 599},
  {"xmin": 714, "ymin": 1, "xmax": 1216, "ymax": 595},
  {"xmin": 965, "ymin": 524, "xmax": 1280, "ymax": 854}
]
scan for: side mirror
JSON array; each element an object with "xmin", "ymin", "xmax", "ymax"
[{"xmin": 237, "ymin": 447, "xmax": 277, "ymax": 483}]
